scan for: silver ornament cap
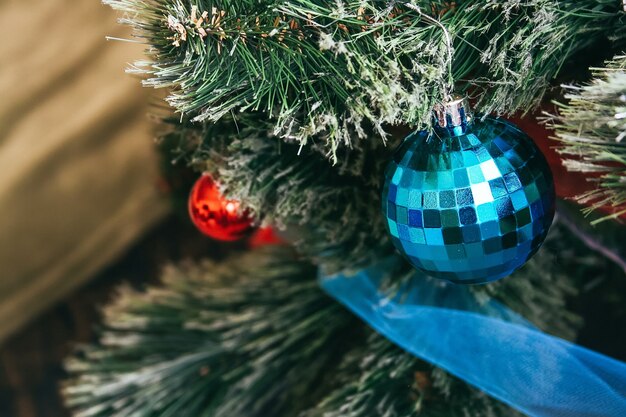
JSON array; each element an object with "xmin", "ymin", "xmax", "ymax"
[{"xmin": 433, "ymin": 95, "xmax": 473, "ymax": 135}]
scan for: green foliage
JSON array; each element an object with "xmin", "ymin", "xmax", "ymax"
[
  {"xmin": 302, "ymin": 222, "xmax": 586, "ymax": 417},
  {"xmin": 65, "ymin": 247, "xmax": 358, "ymax": 417},
  {"xmin": 301, "ymin": 332, "xmax": 522, "ymax": 417},
  {"xmin": 549, "ymin": 55, "xmax": 626, "ymax": 223},
  {"xmin": 106, "ymin": 0, "xmax": 625, "ymax": 160},
  {"xmin": 64, "ymin": 222, "xmax": 593, "ymax": 417},
  {"xmin": 163, "ymin": 115, "xmax": 398, "ymax": 272}
]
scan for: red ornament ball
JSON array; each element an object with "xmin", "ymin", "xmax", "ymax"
[{"xmin": 188, "ymin": 174, "xmax": 254, "ymax": 241}]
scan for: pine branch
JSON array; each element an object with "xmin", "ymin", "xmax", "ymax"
[
  {"xmin": 107, "ymin": 0, "xmax": 625, "ymax": 160},
  {"xmin": 302, "ymin": 221, "xmax": 587, "ymax": 417},
  {"xmin": 301, "ymin": 333, "xmax": 523, "ymax": 417},
  {"xmin": 163, "ymin": 114, "xmax": 398, "ymax": 272},
  {"xmin": 64, "ymin": 247, "xmax": 359, "ymax": 417},
  {"xmin": 548, "ymin": 55, "xmax": 626, "ymax": 223},
  {"xmin": 64, "ymin": 222, "xmax": 594, "ymax": 417}
]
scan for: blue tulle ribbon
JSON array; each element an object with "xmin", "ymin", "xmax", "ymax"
[{"xmin": 320, "ymin": 259, "xmax": 626, "ymax": 417}]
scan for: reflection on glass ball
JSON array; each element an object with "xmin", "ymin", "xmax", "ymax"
[
  {"xmin": 189, "ymin": 174, "xmax": 254, "ymax": 241},
  {"xmin": 381, "ymin": 117, "xmax": 555, "ymax": 284}
]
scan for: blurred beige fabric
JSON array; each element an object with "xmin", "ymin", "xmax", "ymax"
[{"xmin": 0, "ymin": 0, "xmax": 169, "ymax": 343}]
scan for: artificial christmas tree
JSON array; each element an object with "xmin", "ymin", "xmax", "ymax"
[{"xmin": 64, "ymin": 1, "xmax": 626, "ymax": 416}]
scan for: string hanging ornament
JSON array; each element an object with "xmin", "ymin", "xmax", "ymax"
[{"xmin": 381, "ymin": 6, "xmax": 555, "ymax": 284}]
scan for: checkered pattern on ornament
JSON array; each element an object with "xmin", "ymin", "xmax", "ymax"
[{"xmin": 383, "ymin": 118, "xmax": 554, "ymax": 283}]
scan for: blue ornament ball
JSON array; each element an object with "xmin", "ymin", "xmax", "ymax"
[{"xmin": 382, "ymin": 103, "xmax": 555, "ymax": 284}]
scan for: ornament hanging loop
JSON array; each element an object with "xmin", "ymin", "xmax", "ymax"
[
  {"xmin": 404, "ymin": 3, "xmax": 455, "ymax": 96},
  {"xmin": 433, "ymin": 95, "xmax": 473, "ymax": 134}
]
